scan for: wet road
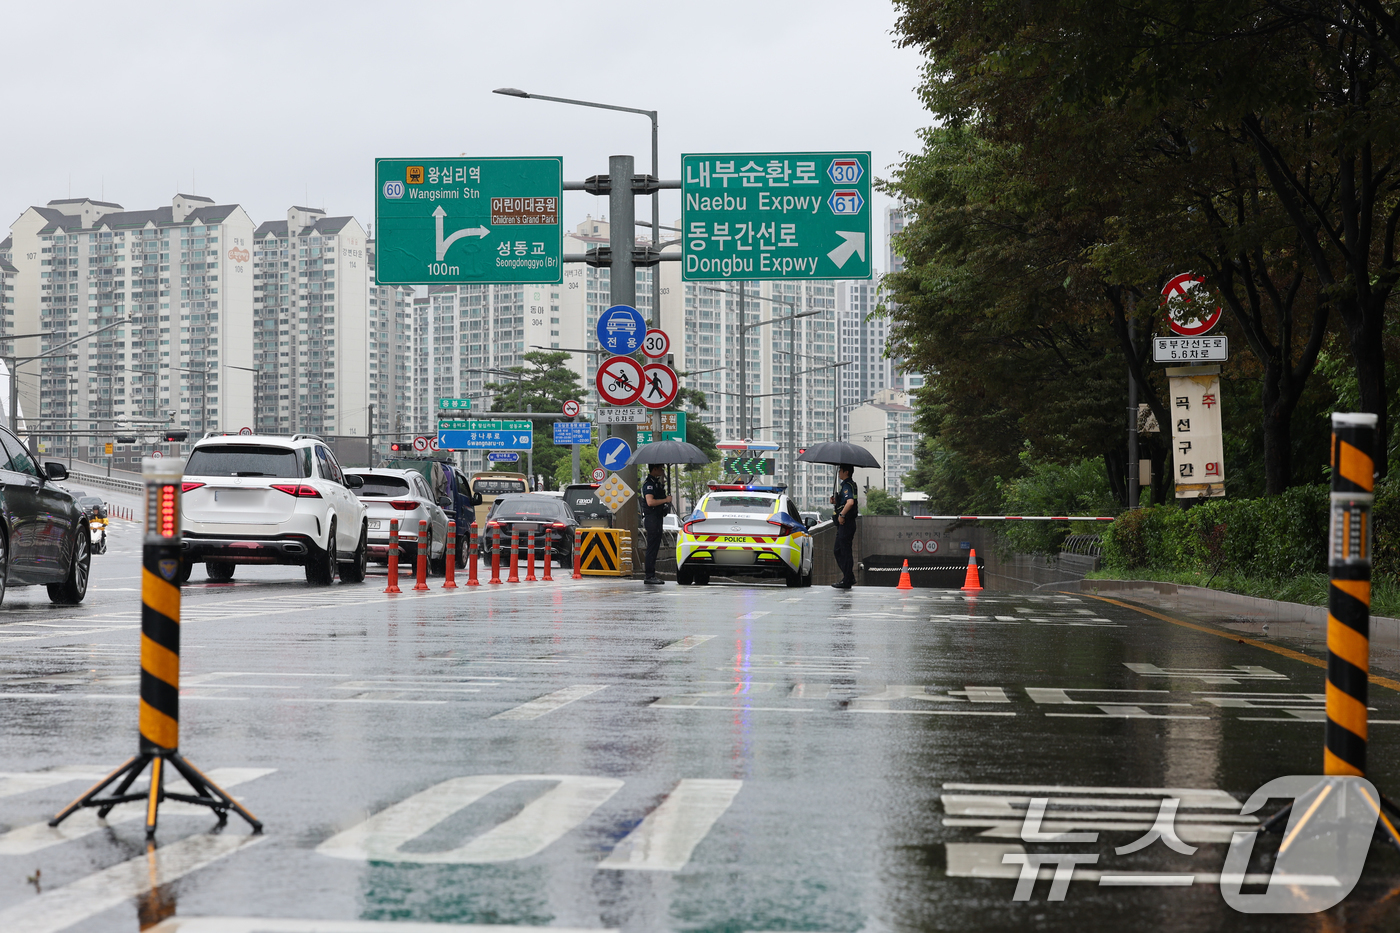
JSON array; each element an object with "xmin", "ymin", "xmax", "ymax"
[{"xmin": 2, "ymin": 517, "xmax": 1400, "ymax": 932}]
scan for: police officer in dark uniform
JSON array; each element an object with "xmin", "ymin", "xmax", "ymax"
[
  {"xmin": 831, "ymin": 464, "xmax": 859, "ymax": 589},
  {"xmin": 641, "ymin": 463, "xmax": 672, "ymax": 585}
]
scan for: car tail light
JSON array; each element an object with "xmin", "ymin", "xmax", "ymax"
[
  {"xmin": 181, "ymin": 482, "xmax": 205, "ymax": 493},
  {"xmin": 488, "ymin": 520, "xmax": 501, "ymax": 528},
  {"xmin": 270, "ymin": 484, "xmax": 322, "ymax": 498},
  {"xmin": 683, "ymin": 520, "xmax": 701, "ymax": 534},
  {"xmin": 550, "ymin": 522, "xmax": 567, "ymax": 529},
  {"xmin": 768, "ymin": 518, "xmax": 801, "ymax": 537},
  {"xmin": 388, "ymin": 499, "xmax": 419, "ymax": 510}
]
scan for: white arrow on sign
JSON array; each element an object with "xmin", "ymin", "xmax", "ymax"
[
  {"xmin": 827, "ymin": 231, "xmax": 867, "ymax": 270},
  {"xmin": 433, "ymin": 207, "xmax": 489, "ymax": 261}
]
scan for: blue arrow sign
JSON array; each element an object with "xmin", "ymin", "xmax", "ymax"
[
  {"xmin": 595, "ymin": 304, "xmax": 646, "ymax": 355},
  {"xmin": 553, "ymin": 421, "xmax": 593, "ymax": 445},
  {"xmin": 597, "ymin": 436, "xmax": 632, "ymax": 470}
]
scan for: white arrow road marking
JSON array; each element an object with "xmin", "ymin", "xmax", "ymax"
[
  {"xmin": 433, "ymin": 206, "xmax": 489, "ymax": 261},
  {"xmin": 598, "ymin": 779, "xmax": 742, "ymax": 871},
  {"xmin": 0, "ymin": 767, "xmax": 275, "ymax": 855},
  {"xmin": 827, "ymin": 231, "xmax": 866, "ymax": 269},
  {"xmin": 491, "ymin": 684, "xmax": 609, "ymax": 720},
  {"xmin": 148, "ymin": 919, "xmax": 617, "ymax": 932},
  {"xmin": 316, "ymin": 774, "xmax": 622, "ymax": 863},
  {"xmin": 0, "ymin": 831, "xmax": 265, "ymax": 933}
]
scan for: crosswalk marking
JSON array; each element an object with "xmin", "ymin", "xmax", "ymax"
[
  {"xmin": 0, "ymin": 767, "xmax": 274, "ymax": 855},
  {"xmin": 317, "ymin": 774, "xmax": 623, "ymax": 864},
  {"xmin": 661, "ymin": 635, "xmax": 713, "ymax": 652},
  {"xmin": 0, "ymin": 764, "xmax": 111, "ymax": 800},
  {"xmin": 599, "ymin": 779, "xmax": 742, "ymax": 871},
  {"xmin": 491, "ymin": 684, "xmax": 609, "ymax": 720},
  {"xmin": 0, "ymin": 832, "xmax": 264, "ymax": 933}
]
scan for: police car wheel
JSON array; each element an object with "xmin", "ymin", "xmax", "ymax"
[
  {"xmin": 676, "ymin": 567, "xmax": 693, "ymax": 586},
  {"xmin": 785, "ymin": 570, "xmax": 803, "ymax": 588}
]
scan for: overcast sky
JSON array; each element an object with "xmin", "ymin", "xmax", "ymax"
[{"xmin": 4, "ymin": 0, "xmax": 929, "ymax": 272}]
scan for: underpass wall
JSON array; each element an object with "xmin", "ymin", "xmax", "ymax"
[{"xmin": 854, "ymin": 516, "xmax": 1094, "ymax": 590}]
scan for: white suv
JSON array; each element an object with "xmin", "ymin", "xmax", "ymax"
[{"xmin": 179, "ymin": 434, "xmax": 368, "ymax": 585}]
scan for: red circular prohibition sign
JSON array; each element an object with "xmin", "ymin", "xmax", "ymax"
[{"xmin": 1161, "ymin": 273, "xmax": 1222, "ymax": 336}]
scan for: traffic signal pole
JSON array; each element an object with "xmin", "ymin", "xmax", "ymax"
[{"xmin": 608, "ymin": 155, "xmax": 641, "ymax": 538}]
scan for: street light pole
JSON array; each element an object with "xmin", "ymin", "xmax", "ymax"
[
  {"xmin": 494, "ymin": 88, "xmax": 660, "ymax": 324},
  {"xmin": 5, "ymin": 320, "xmax": 130, "ymax": 436}
]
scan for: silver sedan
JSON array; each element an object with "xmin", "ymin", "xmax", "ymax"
[{"xmin": 346, "ymin": 468, "xmax": 450, "ymax": 574}]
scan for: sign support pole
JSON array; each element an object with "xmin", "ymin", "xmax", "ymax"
[
  {"xmin": 1127, "ymin": 297, "xmax": 1139, "ymax": 509},
  {"xmin": 609, "ymin": 154, "xmax": 640, "ymax": 541}
]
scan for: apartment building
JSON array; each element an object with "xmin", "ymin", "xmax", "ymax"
[
  {"xmin": 836, "ymin": 280, "xmax": 893, "ymax": 438},
  {"xmin": 6, "ymin": 195, "xmax": 256, "ymax": 464},
  {"xmin": 251, "ymin": 207, "xmax": 369, "ymax": 438},
  {"xmin": 366, "ymin": 240, "xmax": 415, "ymax": 454},
  {"xmin": 848, "ymin": 388, "xmax": 918, "ymax": 500}
]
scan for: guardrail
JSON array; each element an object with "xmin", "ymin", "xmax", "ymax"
[{"xmin": 69, "ymin": 470, "xmax": 144, "ymax": 497}]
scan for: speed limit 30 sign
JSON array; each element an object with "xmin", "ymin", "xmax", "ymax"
[{"xmin": 641, "ymin": 328, "xmax": 670, "ymax": 359}]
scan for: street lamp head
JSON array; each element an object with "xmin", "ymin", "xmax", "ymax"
[{"xmin": 493, "ymin": 87, "xmax": 530, "ymax": 98}]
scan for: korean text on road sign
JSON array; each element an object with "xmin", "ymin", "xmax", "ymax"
[
  {"xmin": 596, "ymin": 406, "xmax": 650, "ymax": 425},
  {"xmin": 375, "ymin": 157, "xmax": 563, "ymax": 286},
  {"xmin": 553, "ymin": 422, "xmax": 593, "ymax": 446},
  {"xmin": 1167, "ymin": 365, "xmax": 1225, "ymax": 498},
  {"xmin": 681, "ymin": 152, "xmax": 872, "ymax": 281},
  {"xmin": 438, "ymin": 420, "xmax": 533, "ymax": 451}
]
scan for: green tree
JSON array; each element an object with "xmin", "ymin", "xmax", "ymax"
[
  {"xmin": 484, "ymin": 351, "xmax": 585, "ymax": 486},
  {"xmin": 864, "ymin": 488, "xmax": 901, "ymax": 516}
]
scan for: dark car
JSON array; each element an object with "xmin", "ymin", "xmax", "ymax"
[
  {"xmin": 486, "ymin": 493, "xmax": 579, "ymax": 567},
  {"xmin": 561, "ymin": 483, "xmax": 611, "ymax": 528},
  {"xmin": 76, "ymin": 495, "xmax": 107, "ymax": 521},
  {"xmin": 0, "ymin": 427, "xmax": 90, "ymax": 604}
]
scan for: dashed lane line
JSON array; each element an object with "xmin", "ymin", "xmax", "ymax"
[
  {"xmin": 0, "ymin": 831, "xmax": 264, "ymax": 933},
  {"xmin": 491, "ymin": 684, "xmax": 610, "ymax": 720},
  {"xmin": 661, "ymin": 635, "xmax": 713, "ymax": 652}
]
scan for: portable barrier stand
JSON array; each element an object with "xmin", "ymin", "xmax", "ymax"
[
  {"xmin": 578, "ymin": 528, "xmax": 634, "ymax": 577},
  {"xmin": 384, "ymin": 519, "xmax": 401, "ymax": 594},
  {"xmin": 572, "ymin": 527, "xmax": 583, "ymax": 579},
  {"xmin": 443, "ymin": 520, "xmax": 458, "ymax": 589},
  {"xmin": 467, "ymin": 521, "xmax": 481, "ymax": 586},
  {"xmin": 508, "ymin": 529, "xmax": 521, "ymax": 583},
  {"xmin": 488, "ymin": 527, "xmax": 502, "ymax": 584},
  {"xmin": 49, "ymin": 458, "xmax": 261, "ymax": 838},
  {"xmin": 526, "ymin": 530, "xmax": 538, "ymax": 582}
]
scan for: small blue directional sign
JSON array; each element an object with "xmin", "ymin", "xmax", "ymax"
[
  {"xmin": 596, "ymin": 304, "xmax": 646, "ymax": 355},
  {"xmin": 488, "ymin": 451, "xmax": 520, "ymax": 462},
  {"xmin": 596, "ymin": 436, "xmax": 632, "ymax": 471},
  {"xmin": 438, "ymin": 420, "xmax": 533, "ymax": 451},
  {"xmin": 553, "ymin": 421, "xmax": 593, "ymax": 445}
]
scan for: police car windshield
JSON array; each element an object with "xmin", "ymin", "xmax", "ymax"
[{"xmin": 706, "ymin": 495, "xmax": 774, "ymax": 513}]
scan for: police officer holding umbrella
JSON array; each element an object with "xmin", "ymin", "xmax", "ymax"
[
  {"xmin": 641, "ymin": 463, "xmax": 672, "ymax": 585},
  {"xmin": 831, "ymin": 464, "xmax": 859, "ymax": 589}
]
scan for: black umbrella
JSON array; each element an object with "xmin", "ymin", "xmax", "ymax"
[
  {"xmin": 796, "ymin": 441, "xmax": 880, "ymax": 468},
  {"xmin": 627, "ymin": 439, "xmax": 712, "ymax": 466}
]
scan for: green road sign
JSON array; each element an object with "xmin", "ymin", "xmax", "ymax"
[
  {"xmin": 637, "ymin": 410, "xmax": 687, "ymax": 443},
  {"xmin": 375, "ymin": 157, "xmax": 562, "ymax": 285},
  {"xmin": 438, "ymin": 398, "xmax": 472, "ymax": 411},
  {"xmin": 681, "ymin": 152, "xmax": 871, "ymax": 281}
]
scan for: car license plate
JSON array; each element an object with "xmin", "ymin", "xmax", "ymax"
[{"xmin": 368, "ymin": 520, "xmax": 381, "ymax": 530}]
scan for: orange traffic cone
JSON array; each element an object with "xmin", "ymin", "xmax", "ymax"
[
  {"xmin": 897, "ymin": 559, "xmax": 913, "ymax": 590},
  {"xmin": 961, "ymin": 548, "xmax": 983, "ymax": 592}
]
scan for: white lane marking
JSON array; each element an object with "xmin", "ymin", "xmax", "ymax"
[
  {"xmin": 855, "ymin": 709, "xmax": 1017, "ymax": 716},
  {"xmin": 149, "ymin": 918, "xmax": 617, "ymax": 932},
  {"xmin": 660, "ymin": 635, "xmax": 713, "ymax": 652},
  {"xmin": 0, "ymin": 831, "xmax": 264, "ymax": 933},
  {"xmin": 651, "ymin": 703, "xmax": 812, "ymax": 712},
  {"xmin": 1124, "ymin": 662, "xmax": 1287, "ymax": 684},
  {"xmin": 943, "ymin": 783, "xmax": 1242, "ymax": 804},
  {"xmin": 491, "ymin": 684, "xmax": 609, "ymax": 720},
  {"xmin": 0, "ymin": 767, "xmax": 275, "ymax": 855},
  {"xmin": 317, "ymin": 774, "xmax": 623, "ymax": 864},
  {"xmin": 0, "ymin": 764, "xmax": 112, "ymax": 800},
  {"xmin": 779, "ymin": 597, "xmax": 803, "ymax": 603},
  {"xmin": 598, "ymin": 779, "xmax": 742, "ymax": 871},
  {"xmin": 737, "ymin": 611, "xmax": 769, "ymax": 620}
]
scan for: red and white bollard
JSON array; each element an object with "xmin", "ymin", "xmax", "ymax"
[
  {"xmin": 488, "ymin": 526, "xmax": 502, "ymax": 584},
  {"xmin": 526, "ymin": 529, "xmax": 538, "ymax": 582},
  {"xmin": 541, "ymin": 529, "xmax": 554, "ymax": 582},
  {"xmin": 572, "ymin": 526, "xmax": 583, "ymax": 579},
  {"xmin": 507, "ymin": 529, "xmax": 521, "ymax": 583},
  {"xmin": 467, "ymin": 521, "xmax": 480, "ymax": 586},
  {"xmin": 414, "ymin": 519, "xmax": 429, "ymax": 591},
  {"xmin": 384, "ymin": 519, "xmax": 401, "ymax": 594},
  {"xmin": 443, "ymin": 520, "xmax": 458, "ymax": 589}
]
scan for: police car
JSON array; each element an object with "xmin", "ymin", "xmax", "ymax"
[{"xmin": 675, "ymin": 483, "xmax": 813, "ymax": 587}]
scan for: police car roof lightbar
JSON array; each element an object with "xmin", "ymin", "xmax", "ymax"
[{"xmin": 706, "ymin": 482, "xmax": 788, "ymax": 493}]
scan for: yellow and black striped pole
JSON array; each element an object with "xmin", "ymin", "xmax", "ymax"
[
  {"xmin": 1326, "ymin": 412, "xmax": 1377, "ymax": 777},
  {"xmin": 50, "ymin": 457, "xmax": 261, "ymax": 837}
]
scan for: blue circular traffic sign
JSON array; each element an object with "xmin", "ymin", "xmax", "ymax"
[
  {"xmin": 596, "ymin": 305, "xmax": 646, "ymax": 355},
  {"xmin": 597, "ymin": 436, "xmax": 633, "ymax": 472}
]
